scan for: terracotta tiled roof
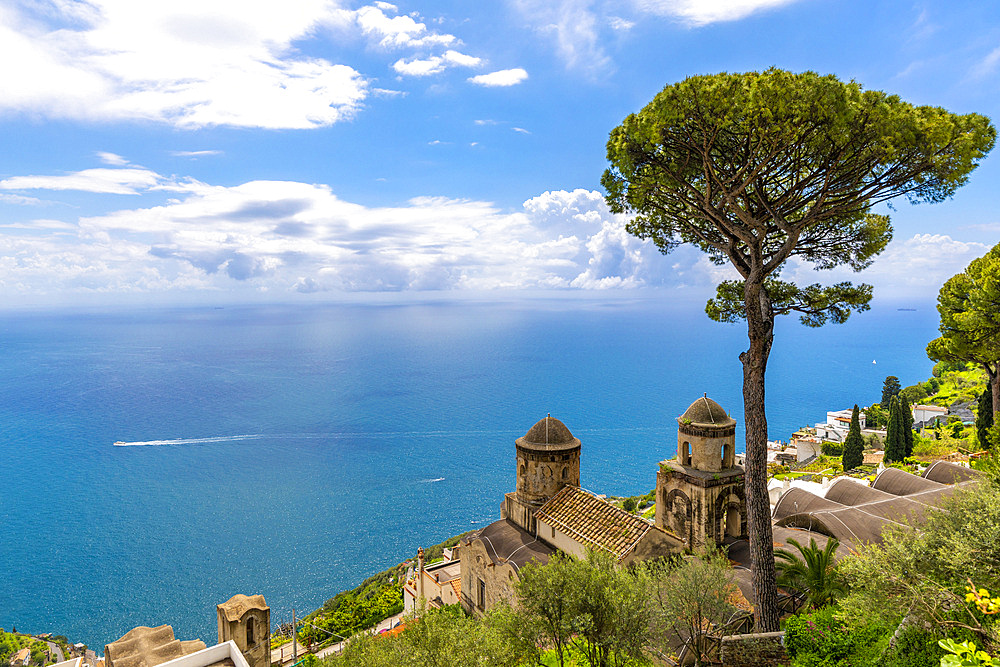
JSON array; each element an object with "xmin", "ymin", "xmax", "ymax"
[
  {"xmin": 535, "ymin": 486, "xmax": 657, "ymax": 562},
  {"xmin": 449, "ymin": 578, "xmax": 461, "ymax": 599}
]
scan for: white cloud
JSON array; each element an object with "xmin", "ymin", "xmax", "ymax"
[
  {"xmin": 468, "ymin": 68, "xmax": 529, "ymax": 86},
  {"xmin": 0, "ymin": 168, "xmax": 177, "ymax": 195},
  {"xmin": 512, "ymin": 127, "xmax": 531, "ymax": 134},
  {"xmin": 510, "ymin": 0, "xmax": 611, "ymax": 74},
  {"xmin": 780, "ymin": 233, "xmax": 989, "ymax": 298},
  {"xmin": 97, "ymin": 152, "xmax": 129, "ymax": 166},
  {"xmin": 609, "ymin": 16, "xmax": 635, "ymax": 30},
  {"xmin": 0, "ymin": 0, "xmax": 368, "ymax": 129},
  {"xmin": 633, "ymin": 0, "xmax": 802, "ymax": 25},
  {"xmin": 393, "ymin": 49, "xmax": 482, "ymax": 76},
  {"xmin": 349, "ymin": 4, "xmax": 457, "ymax": 49},
  {"xmin": 0, "ymin": 171, "xmax": 692, "ymax": 295},
  {"xmin": 0, "ymin": 194, "xmax": 45, "ymax": 206},
  {"xmin": 971, "ymin": 46, "xmax": 1000, "ymax": 79},
  {"xmin": 170, "ymin": 150, "xmax": 223, "ymax": 158}
]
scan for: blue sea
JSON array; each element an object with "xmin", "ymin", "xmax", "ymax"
[{"xmin": 0, "ymin": 294, "xmax": 938, "ymax": 649}]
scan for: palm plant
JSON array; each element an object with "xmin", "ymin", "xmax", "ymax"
[{"xmin": 775, "ymin": 537, "xmax": 845, "ymax": 609}]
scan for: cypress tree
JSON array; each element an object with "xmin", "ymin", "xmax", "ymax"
[
  {"xmin": 842, "ymin": 404, "xmax": 865, "ymax": 471},
  {"xmin": 977, "ymin": 384, "xmax": 994, "ymax": 450},
  {"xmin": 902, "ymin": 399, "xmax": 914, "ymax": 458},
  {"xmin": 884, "ymin": 396, "xmax": 906, "ymax": 463}
]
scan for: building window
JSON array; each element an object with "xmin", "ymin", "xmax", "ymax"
[
  {"xmin": 246, "ymin": 617, "xmax": 255, "ymax": 647},
  {"xmin": 478, "ymin": 578, "xmax": 486, "ymax": 609}
]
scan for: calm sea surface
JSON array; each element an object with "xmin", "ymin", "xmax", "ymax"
[{"xmin": 0, "ymin": 295, "xmax": 938, "ymax": 648}]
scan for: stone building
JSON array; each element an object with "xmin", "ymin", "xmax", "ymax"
[
  {"xmin": 216, "ymin": 595, "xmax": 269, "ymax": 667},
  {"xmin": 656, "ymin": 395, "xmax": 747, "ymax": 549},
  {"xmin": 461, "ymin": 415, "xmax": 681, "ymax": 617},
  {"xmin": 502, "ymin": 415, "xmax": 580, "ymax": 534},
  {"xmin": 403, "ymin": 547, "xmax": 463, "ymax": 613}
]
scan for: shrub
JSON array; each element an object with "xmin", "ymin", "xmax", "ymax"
[
  {"xmin": 785, "ymin": 607, "xmax": 854, "ymax": 662},
  {"xmin": 822, "ymin": 441, "xmax": 844, "ymax": 456}
]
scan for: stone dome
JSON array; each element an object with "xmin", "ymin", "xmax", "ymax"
[
  {"xmin": 679, "ymin": 395, "xmax": 736, "ymax": 427},
  {"xmin": 517, "ymin": 416, "xmax": 580, "ymax": 449}
]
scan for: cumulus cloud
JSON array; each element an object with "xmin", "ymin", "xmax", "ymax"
[
  {"xmin": 468, "ymin": 68, "xmax": 529, "ymax": 86},
  {"xmin": 0, "ymin": 166, "xmax": 694, "ymax": 295},
  {"xmin": 778, "ymin": 233, "xmax": 989, "ymax": 298},
  {"xmin": 348, "ymin": 3, "xmax": 457, "ymax": 49},
  {"xmin": 393, "ymin": 50, "xmax": 482, "ymax": 76},
  {"xmin": 1, "ymin": 163, "xmax": 980, "ymax": 300},
  {"xmin": 0, "ymin": 0, "xmax": 368, "ymax": 129}
]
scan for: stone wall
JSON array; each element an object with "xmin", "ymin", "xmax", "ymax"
[
  {"xmin": 458, "ymin": 538, "xmax": 519, "ymax": 618},
  {"xmin": 720, "ymin": 631, "xmax": 789, "ymax": 667}
]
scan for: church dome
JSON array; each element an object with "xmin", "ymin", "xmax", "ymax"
[
  {"xmin": 679, "ymin": 395, "xmax": 736, "ymax": 427},
  {"xmin": 517, "ymin": 415, "xmax": 580, "ymax": 449}
]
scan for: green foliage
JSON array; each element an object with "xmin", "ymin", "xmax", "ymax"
[
  {"xmin": 305, "ymin": 586, "xmax": 403, "ymax": 644},
  {"xmin": 326, "ymin": 604, "xmax": 532, "ymax": 667},
  {"xmin": 978, "ymin": 385, "xmax": 995, "ymax": 450},
  {"xmin": 885, "ymin": 396, "xmax": 907, "ymax": 463},
  {"xmin": 883, "ymin": 376, "xmax": 903, "ymax": 409},
  {"xmin": 842, "ymin": 405, "xmax": 865, "ymax": 472},
  {"xmin": 706, "ymin": 279, "xmax": 873, "ymax": 327},
  {"xmin": 822, "ymin": 441, "xmax": 844, "ymax": 456},
  {"xmin": 928, "ymin": 243, "xmax": 1000, "ymax": 422},
  {"xmin": 622, "ymin": 498, "xmax": 637, "ymax": 513},
  {"xmin": 784, "ymin": 606, "xmax": 855, "ymax": 663},
  {"xmin": 775, "ymin": 537, "xmax": 846, "ymax": 609},
  {"xmin": 939, "ymin": 639, "xmax": 996, "ymax": 666},
  {"xmin": 867, "ymin": 403, "xmax": 888, "ymax": 429},
  {"xmin": 839, "ymin": 482, "xmax": 1000, "ymax": 640},
  {"xmin": 646, "ymin": 550, "xmax": 744, "ymax": 667},
  {"xmin": 903, "ymin": 383, "xmax": 931, "ymax": 405}
]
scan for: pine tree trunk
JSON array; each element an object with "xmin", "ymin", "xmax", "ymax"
[
  {"xmin": 990, "ymin": 364, "xmax": 1000, "ymax": 421},
  {"xmin": 741, "ymin": 278, "xmax": 780, "ymax": 633}
]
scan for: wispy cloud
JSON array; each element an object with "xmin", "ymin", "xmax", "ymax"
[
  {"xmin": 510, "ymin": 0, "xmax": 611, "ymax": 75},
  {"xmin": 170, "ymin": 150, "xmax": 222, "ymax": 158},
  {"xmin": 96, "ymin": 152, "xmax": 129, "ymax": 166},
  {"xmin": 970, "ymin": 45, "xmax": 1000, "ymax": 79},
  {"xmin": 469, "ymin": 68, "xmax": 529, "ymax": 87},
  {"xmin": 0, "ymin": 193, "xmax": 45, "ymax": 206},
  {"xmin": 512, "ymin": 127, "xmax": 531, "ymax": 134},
  {"xmin": 633, "ymin": 0, "xmax": 803, "ymax": 26},
  {"xmin": 0, "ymin": 168, "xmax": 181, "ymax": 195}
]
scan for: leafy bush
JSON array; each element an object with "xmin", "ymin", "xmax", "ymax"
[
  {"xmin": 821, "ymin": 441, "xmax": 843, "ymax": 456},
  {"xmin": 784, "ymin": 606, "xmax": 887, "ymax": 667},
  {"xmin": 785, "ymin": 607, "xmax": 854, "ymax": 663}
]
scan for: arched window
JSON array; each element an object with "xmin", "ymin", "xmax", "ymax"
[
  {"xmin": 681, "ymin": 441, "xmax": 691, "ymax": 466},
  {"xmin": 561, "ymin": 467, "xmax": 569, "ymax": 480},
  {"xmin": 246, "ymin": 617, "xmax": 255, "ymax": 647}
]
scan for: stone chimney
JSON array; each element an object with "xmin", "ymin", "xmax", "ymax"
[{"xmin": 417, "ymin": 547, "xmax": 425, "ymax": 602}]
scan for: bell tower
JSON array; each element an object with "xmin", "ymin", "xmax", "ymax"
[
  {"xmin": 217, "ymin": 594, "xmax": 270, "ymax": 667},
  {"xmin": 656, "ymin": 395, "xmax": 746, "ymax": 548},
  {"xmin": 502, "ymin": 415, "xmax": 581, "ymax": 533}
]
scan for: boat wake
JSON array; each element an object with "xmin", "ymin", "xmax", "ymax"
[{"xmin": 113, "ymin": 434, "xmax": 267, "ymax": 447}]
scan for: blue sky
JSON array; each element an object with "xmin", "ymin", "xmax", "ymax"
[{"xmin": 0, "ymin": 0, "xmax": 998, "ymax": 305}]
